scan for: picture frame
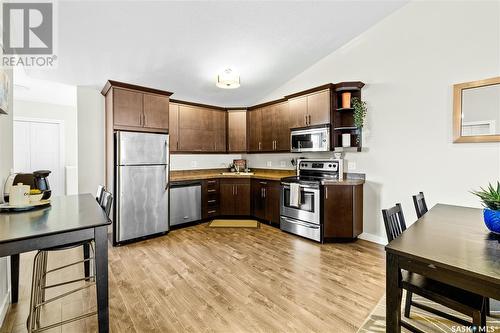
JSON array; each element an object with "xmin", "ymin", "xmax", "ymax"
[{"xmin": 0, "ymin": 68, "xmax": 10, "ymax": 115}]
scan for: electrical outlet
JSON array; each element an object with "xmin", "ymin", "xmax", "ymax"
[
  {"xmin": 280, "ymin": 161, "xmax": 287, "ymax": 167},
  {"xmin": 191, "ymin": 161, "xmax": 198, "ymax": 168},
  {"xmin": 266, "ymin": 161, "xmax": 272, "ymax": 167},
  {"xmin": 348, "ymin": 161, "xmax": 356, "ymax": 171}
]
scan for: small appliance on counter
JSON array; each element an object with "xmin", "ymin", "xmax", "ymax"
[{"xmin": 3, "ymin": 170, "xmax": 52, "ymax": 203}]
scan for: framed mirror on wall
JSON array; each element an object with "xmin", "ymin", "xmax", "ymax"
[{"xmin": 453, "ymin": 76, "xmax": 500, "ymax": 143}]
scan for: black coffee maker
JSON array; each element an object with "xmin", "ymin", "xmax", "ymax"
[{"xmin": 3, "ymin": 170, "xmax": 52, "ymax": 202}]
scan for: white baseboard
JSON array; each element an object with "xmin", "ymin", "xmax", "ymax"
[
  {"xmin": 0, "ymin": 290, "xmax": 10, "ymax": 327},
  {"xmin": 359, "ymin": 232, "xmax": 386, "ymax": 245}
]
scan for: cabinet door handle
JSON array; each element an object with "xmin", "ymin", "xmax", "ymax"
[
  {"xmin": 259, "ymin": 181, "xmax": 267, "ymax": 185},
  {"xmin": 235, "ymin": 185, "xmax": 238, "ymax": 195},
  {"xmin": 208, "ymin": 199, "xmax": 216, "ymax": 203},
  {"xmin": 263, "ymin": 188, "xmax": 266, "ymax": 198},
  {"xmin": 259, "ymin": 142, "xmax": 261, "ymax": 150},
  {"xmin": 325, "ymin": 187, "xmax": 328, "ymax": 199},
  {"xmin": 208, "ymin": 189, "xmax": 216, "ymax": 193},
  {"xmin": 208, "ymin": 210, "xmax": 217, "ymax": 214},
  {"xmin": 308, "ymin": 115, "xmax": 311, "ymax": 125},
  {"xmin": 304, "ymin": 114, "xmax": 307, "ymax": 126},
  {"xmin": 207, "ymin": 180, "xmax": 217, "ymax": 184}
]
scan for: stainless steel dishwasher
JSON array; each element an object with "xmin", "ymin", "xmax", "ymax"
[{"xmin": 170, "ymin": 181, "xmax": 202, "ymax": 227}]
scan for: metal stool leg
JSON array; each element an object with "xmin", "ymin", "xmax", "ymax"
[
  {"xmin": 27, "ymin": 242, "xmax": 99, "ymax": 332},
  {"xmin": 28, "ymin": 251, "xmax": 44, "ymax": 332}
]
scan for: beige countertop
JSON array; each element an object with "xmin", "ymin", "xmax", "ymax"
[
  {"xmin": 170, "ymin": 168, "xmax": 295, "ymax": 182},
  {"xmin": 321, "ymin": 179, "xmax": 365, "ymax": 186},
  {"xmin": 171, "ymin": 168, "xmax": 365, "ymax": 185}
]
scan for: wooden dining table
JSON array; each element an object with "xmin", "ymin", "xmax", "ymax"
[
  {"xmin": 0, "ymin": 194, "xmax": 111, "ymax": 333},
  {"xmin": 385, "ymin": 204, "xmax": 500, "ymax": 332}
]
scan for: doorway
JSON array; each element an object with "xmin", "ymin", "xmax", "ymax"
[{"xmin": 13, "ymin": 118, "xmax": 65, "ymax": 196}]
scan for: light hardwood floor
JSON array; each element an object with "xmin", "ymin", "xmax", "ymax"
[{"xmin": 0, "ymin": 223, "xmax": 385, "ymax": 333}]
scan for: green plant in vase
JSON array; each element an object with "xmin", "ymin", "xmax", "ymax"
[
  {"xmin": 471, "ymin": 181, "xmax": 500, "ymax": 234},
  {"xmin": 351, "ymin": 97, "xmax": 367, "ymax": 144}
]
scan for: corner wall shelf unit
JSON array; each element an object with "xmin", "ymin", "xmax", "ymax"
[{"xmin": 332, "ymin": 81, "xmax": 365, "ymax": 152}]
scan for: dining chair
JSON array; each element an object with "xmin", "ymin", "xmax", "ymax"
[
  {"xmin": 27, "ymin": 191, "xmax": 113, "ymax": 332},
  {"xmin": 412, "ymin": 192, "xmax": 428, "ymax": 218},
  {"xmin": 96, "ymin": 184, "xmax": 105, "ymax": 204},
  {"xmin": 382, "ymin": 203, "xmax": 487, "ymax": 331}
]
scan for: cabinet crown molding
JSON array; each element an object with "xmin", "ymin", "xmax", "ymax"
[{"xmin": 101, "ymin": 80, "xmax": 173, "ymax": 97}]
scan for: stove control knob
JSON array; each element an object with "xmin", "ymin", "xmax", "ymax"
[{"xmin": 328, "ymin": 164, "xmax": 332, "ymax": 167}]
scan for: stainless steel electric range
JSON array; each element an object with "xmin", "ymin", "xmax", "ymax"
[{"xmin": 280, "ymin": 158, "xmax": 343, "ymax": 242}]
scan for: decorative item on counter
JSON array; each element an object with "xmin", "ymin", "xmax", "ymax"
[
  {"xmin": 471, "ymin": 181, "xmax": 500, "ymax": 234},
  {"xmin": 341, "ymin": 92, "xmax": 351, "ymax": 108},
  {"xmin": 333, "ymin": 152, "xmax": 343, "ymax": 159},
  {"xmin": 342, "ymin": 133, "xmax": 351, "ymax": 148},
  {"xmin": 9, "ymin": 183, "xmax": 30, "ymax": 206},
  {"xmin": 233, "ymin": 159, "xmax": 247, "ymax": 172}
]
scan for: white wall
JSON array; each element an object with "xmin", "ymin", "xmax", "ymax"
[
  {"xmin": 77, "ymin": 86, "xmax": 105, "ymax": 195},
  {"xmin": 13, "ymin": 100, "xmax": 78, "ymax": 193},
  {"xmin": 259, "ymin": 1, "xmax": 500, "ymax": 243},
  {"xmin": 0, "ymin": 66, "xmax": 14, "ymax": 323}
]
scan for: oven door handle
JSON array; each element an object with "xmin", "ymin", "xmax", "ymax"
[
  {"xmin": 281, "ymin": 218, "xmax": 320, "ymax": 229},
  {"xmin": 281, "ymin": 182, "xmax": 317, "ymax": 189}
]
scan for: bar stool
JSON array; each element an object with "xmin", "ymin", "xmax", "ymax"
[{"xmin": 27, "ymin": 191, "xmax": 113, "ymax": 332}]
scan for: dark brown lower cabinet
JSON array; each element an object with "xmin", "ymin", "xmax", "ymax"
[
  {"xmin": 322, "ymin": 184, "xmax": 363, "ymax": 240},
  {"xmin": 251, "ymin": 179, "xmax": 281, "ymax": 225},
  {"xmin": 220, "ymin": 179, "xmax": 250, "ymax": 216},
  {"xmin": 202, "ymin": 179, "xmax": 220, "ymax": 219}
]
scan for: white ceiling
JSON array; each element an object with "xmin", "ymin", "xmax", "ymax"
[{"xmin": 27, "ymin": 1, "xmax": 407, "ymax": 106}]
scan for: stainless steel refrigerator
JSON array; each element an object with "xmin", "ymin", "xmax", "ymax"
[{"xmin": 115, "ymin": 131, "xmax": 169, "ymax": 244}]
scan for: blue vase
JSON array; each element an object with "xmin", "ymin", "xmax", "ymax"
[{"xmin": 484, "ymin": 209, "xmax": 500, "ymax": 234}]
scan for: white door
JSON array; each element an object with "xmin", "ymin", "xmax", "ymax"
[{"xmin": 13, "ymin": 119, "xmax": 64, "ymax": 196}]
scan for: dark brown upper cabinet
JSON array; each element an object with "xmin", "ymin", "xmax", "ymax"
[
  {"xmin": 271, "ymin": 101, "xmax": 290, "ymax": 151},
  {"xmin": 247, "ymin": 100, "xmax": 289, "ymax": 153},
  {"xmin": 169, "ymin": 102, "xmax": 179, "ymax": 151},
  {"xmin": 143, "ymin": 93, "xmax": 170, "ymax": 130},
  {"xmin": 172, "ymin": 100, "xmax": 226, "ymax": 153},
  {"xmin": 101, "ymin": 80, "xmax": 172, "ymax": 133},
  {"xmin": 227, "ymin": 110, "xmax": 247, "ymax": 152},
  {"xmin": 288, "ymin": 88, "xmax": 331, "ymax": 129}
]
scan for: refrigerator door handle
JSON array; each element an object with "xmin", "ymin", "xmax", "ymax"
[{"xmin": 165, "ymin": 164, "xmax": 169, "ymax": 190}]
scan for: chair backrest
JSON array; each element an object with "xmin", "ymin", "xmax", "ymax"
[
  {"xmin": 96, "ymin": 185, "xmax": 105, "ymax": 204},
  {"xmin": 412, "ymin": 192, "xmax": 428, "ymax": 219},
  {"xmin": 382, "ymin": 203, "xmax": 407, "ymax": 242},
  {"xmin": 100, "ymin": 191, "xmax": 113, "ymax": 218}
]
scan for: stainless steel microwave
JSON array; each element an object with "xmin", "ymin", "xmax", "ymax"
[{"xmin": 290, "ymin": 127, "xmax": 330, "ymax": 152}]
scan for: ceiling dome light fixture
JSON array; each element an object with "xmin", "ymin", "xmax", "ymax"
[{"xmin": 216, "ymin": 68, "xmax": 240, "ymax": 89}]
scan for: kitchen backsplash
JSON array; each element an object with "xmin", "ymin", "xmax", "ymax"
[
  {"xmin": 170, "ymin": 154, "xmax": 242, "ymax": 171},
  {"xmin": 243, "ymin": 152, "xmax": 337, "ymax": 170},
  {"xmin": 171, "ymin": 152, "xmax": 359, "ymax": 172}
]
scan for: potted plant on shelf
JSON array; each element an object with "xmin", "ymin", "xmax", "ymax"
[
  {"xmin": 472, "ymin": 181, "xmax": 500, "ymax": 234},
  {"xmin": 351, "ymin": 97, "xmax": 367, "ymax": 144}
]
